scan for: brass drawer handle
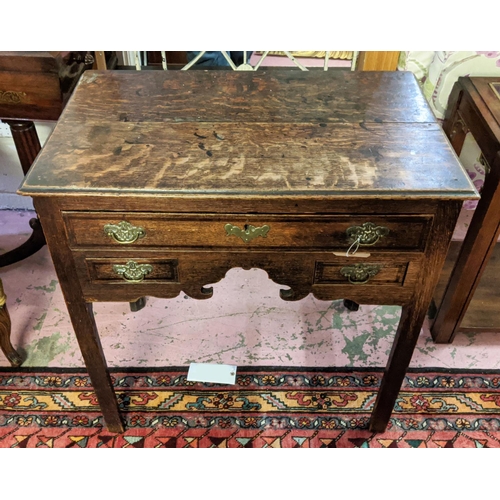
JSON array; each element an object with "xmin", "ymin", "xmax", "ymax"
[
  {"xmin": 112, "ymin": 261, "xmax": 153, "ymax": 283},
  {"xmin": 104, "ymin": 221, "xmax": 146, "ymax": 244},
  {"xmin": 0, "ymin": 90, "xmax": 27, "ymax": 104},
  {"xmin": 340, "ymin": 264, "xmax": 381, "ymax": 284},
  {"xmin": 225, "ymin": 223, "xmax": 270, "ymax": 243},
  {"xmin": 346, "ymin": 222, "xmax": 389, "ymax": 255}
]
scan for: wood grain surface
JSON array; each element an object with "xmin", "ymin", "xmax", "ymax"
[{"xmin": 18, "ymin": 69, "xmax": 476, "ymax": 200}]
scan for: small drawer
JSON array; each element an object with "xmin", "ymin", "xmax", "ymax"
[
  {"xmin": 63, "ymin": 212, "xmax": 433, "ymax": 252},
  {"xmin": 315, "ymin": 261, "xmax": 408, "ymax": 286},
  {"xmin": 82, "ymin": 257, "xmax": 179, "ymax": 284}
]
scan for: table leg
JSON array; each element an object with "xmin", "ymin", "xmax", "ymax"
[
  {"xmin": 67, "ymin": 301, "xmax": 124, "ymax": 433},
  {"xmin": 0, "ymin": 278, "xmax": 22, "ymax": 366},
  {"xmin": 369, "ymin": 304, "xmax": 423, "ymax": 432},
  {"xmin": 431, "ymin": 154, "xmax": 500, "ymax": 343},
  {"xmin": 33, "ymin": 198, "xmax": 123, "ymax": 433},
  {"xmin": 370, "ymin": 200, "xmax": 462, "ymax": 430}
]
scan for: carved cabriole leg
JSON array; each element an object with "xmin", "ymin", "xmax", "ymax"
[
  {"xmin": 0, "ymin": 278, "xmax": 22, "ymax": 366},
  {"xmin": 33, "ymin": 198, "xmax": 124, "ymax": 433},
  {"xmin": 369, "ymin": 201, "xmax": 462, "ymax": 432}
]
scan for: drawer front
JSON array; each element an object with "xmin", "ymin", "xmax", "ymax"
[
  {"xmin": 314, "ymin": 261, "xmax": 408, "ymax": 286},
  {"xmin": 83, "ymin": 257, "xmax": 179, "ymax": 284},
  {"xmin": 0, "ymin": 71, "xmax": 64, "ymax": 121},
  {"xmin": 74, "ymin": 250, "xmax": 421, "ymax": 306},
  {"xmin": 63, "ymin": 212, "xmax": 432, "ymax": 252}
]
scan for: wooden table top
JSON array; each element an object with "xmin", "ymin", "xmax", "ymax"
[{"xmin": 19, "ymin": 69, "xmax": 476, "ymax": 200}]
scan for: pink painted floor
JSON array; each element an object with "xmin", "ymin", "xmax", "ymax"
[{"xmin": 1, "ymin": 208, "xmax": 500, "ymax": 370}]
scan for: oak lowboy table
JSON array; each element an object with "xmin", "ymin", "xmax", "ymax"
[{"xmin": 18, "ymin": 69, "xmax": 476, "ymax": 433}]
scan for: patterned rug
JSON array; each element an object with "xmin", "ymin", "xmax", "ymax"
[{"xmin": 1, "ymin": 366, "xmax": 500, "ymax": 448}]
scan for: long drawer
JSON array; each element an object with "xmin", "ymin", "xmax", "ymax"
[{"xmin": 63, "ymin": 212, "xmax": 433, "ymax": 252}]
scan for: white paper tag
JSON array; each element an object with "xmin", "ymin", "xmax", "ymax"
[{"xmin": 187, "ymin": 363, "xmax": 237, "ymax": 384}]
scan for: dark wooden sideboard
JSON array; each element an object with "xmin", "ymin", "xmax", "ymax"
[
  {"xmin": 0, "ymin": 51, "xmax": 93, "ymax": 365},
  {"xmin": 0, "ymin": 51, "xmax": 93, "ymax": 261},
  {"xmin": 18, "ymin": 69, "xmax": 476, "ymax": 433}
]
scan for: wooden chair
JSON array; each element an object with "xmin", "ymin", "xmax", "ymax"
[{"xmin": 110, "ymin": 51, "xmax": 400, "ymax": 72}]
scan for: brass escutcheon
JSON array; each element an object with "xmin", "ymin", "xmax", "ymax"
[
  {"xmin": 347, "ymin": 222, "xmax": 389, "ymax": 246},
  {"xmin": 112, "ymin": 261, "xmax": 153, "ymax": 283},
  {"xmin": 345, "ymin": 222, "xmax": 389, "ymax": 255},
  {"xmin": 104, "ymin": 221, "xmax": 146, "ymax": 244},
  {"xmin": 0, "ymin": 90, "xmax": 27, "ymax": 104},
  {"xmin": 340, "ymin": 263, "xmax": 381, "ymax": 284},
  {"xmin": 225, "ymin": 223, "xmax": 270, "ymax": 243}
]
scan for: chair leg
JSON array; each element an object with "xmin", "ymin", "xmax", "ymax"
[
  {"xmin": 130, "ymin": 297, "xmax": 147, "ymax": 312},
  {"xmin": 343, "ymin": 299, "xmax": 360, "ymax": 312},
  {"xmin": 0, "ymin": 121, "xmax": 47, "ymax": 268},
  {"xmin": 0, "ymin": 279, "xmax": 22, "ymax": 367}
]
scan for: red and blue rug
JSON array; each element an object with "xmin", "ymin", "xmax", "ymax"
[{"xmin": 1, "ymin": 366, "xmax": 500, "ymax": 448}]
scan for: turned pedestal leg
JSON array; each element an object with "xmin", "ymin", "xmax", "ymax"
[
  {"xmin": 5, "ymin": 120, "xmax": 42, "ymax": 174},
  {"xmin": 0, "ymin": 120, "xmax": 46, "ymax": 269},
  {"xmin": 0, "ymin": 279, "xmax": 22, "ymax": 366}
]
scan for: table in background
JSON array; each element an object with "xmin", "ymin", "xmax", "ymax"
[
  {"xmin": 18, "ymin": 69, "xmax": 476, "ymax": 433},
  {"xmin": 431, "ymin": 77, "xmax": 500, "ymax": 343}
]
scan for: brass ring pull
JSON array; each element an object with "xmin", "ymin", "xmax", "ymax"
[
  {"xmin": 225, "ymin": 223, "xmax": 270, "ymax": 243},
  {"xmin": 345, "ymin": 222, "xmax": 389, "ymax": 256},
  {"xmin": 112, "ymin": 261, "xmax": 153, "ymax": 282},
  {"xmin": 104, "ymin": 221, "xmax": 146, "ymax": 244},
  {"xmin": 340, "ymin": 264, "xmax": 381, "ymax": 284}
]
